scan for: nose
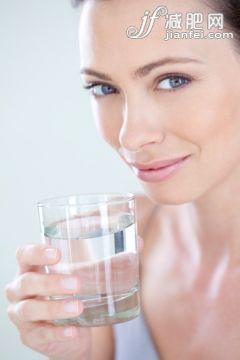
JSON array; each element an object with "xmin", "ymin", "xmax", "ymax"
[{"xmin": 119, "ymin": 95, "xmax": 166, "ymax": 152}]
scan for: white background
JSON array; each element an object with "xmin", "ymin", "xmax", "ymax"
[{"xmin": 0, "ymin": 1, "xmax": 141, "ymax": 358}]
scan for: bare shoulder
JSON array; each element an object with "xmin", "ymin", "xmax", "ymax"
[
  {"xmin": 91, "ymin": 325, "xmax": 115, "ymax": 360},
  {"xmin": 135, "ymin": 193, "xmax": 157, "ymax": 238}
]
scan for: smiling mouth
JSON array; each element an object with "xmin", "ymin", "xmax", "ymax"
[
  {"xmin": 132, "ymin": 155, "xmax": 191, "ymax": 171},
  {"xmin": 132, "ymin": 155, "xmax": 191, "ymax": 183}
]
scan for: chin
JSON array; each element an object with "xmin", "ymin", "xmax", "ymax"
[{"xmin": 141, "ymin": 183, "xmax": 205, "ymax": 206}]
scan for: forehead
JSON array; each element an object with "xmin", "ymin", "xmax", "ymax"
[{"xmin": 78, "ymin": 0, "xmax": 227, "ymax": 72}]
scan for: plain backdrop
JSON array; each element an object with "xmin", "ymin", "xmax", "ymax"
[{"xmin": 0, "ymin": 1, "xmax": 142, "ymax": 358}]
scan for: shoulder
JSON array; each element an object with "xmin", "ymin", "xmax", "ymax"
[{"xmin": 135, "ymin": 193, "xmax": 157, "ymax": 239}]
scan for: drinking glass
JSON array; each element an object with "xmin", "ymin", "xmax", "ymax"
[{"xmin": 37, "ymin": 193, "xmax": 140, "ymax": 327}]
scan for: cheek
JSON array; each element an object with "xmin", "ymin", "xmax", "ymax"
[
  {"xmin": 200, "ymin": 104, "xmax": 240, "ymax": 180},
  {"xmin": 174, "ymin": 77, "xmax": 240, "ymax": 154},
  {"xmin": 143, "ymin": 83, "xmax": 240, "ymax": 205},
  {"xmin": 91, "ymin": 100, "xmax": 122, "ymax": 149},
  {"xmin": 197, "ymin": 89, "xmax": 240, "ymax": 160},
  {"xmin": 184, "ymin": 79, "xmax": 240, "ymax": 186}
]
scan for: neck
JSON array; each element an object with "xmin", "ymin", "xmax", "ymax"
[{"xmin": 185, "ymin": 169, "xmax": 240, "ymax": 268}]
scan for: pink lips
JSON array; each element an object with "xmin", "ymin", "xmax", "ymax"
[{"xmin": 132, "ymin": 155, "xmax": 191, "ymax": 182}]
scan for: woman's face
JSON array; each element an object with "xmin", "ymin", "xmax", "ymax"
[{"xmin": 79, "ymin": 0, "xmax": 240, "ymax": 205}]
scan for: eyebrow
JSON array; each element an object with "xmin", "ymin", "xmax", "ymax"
[{"xmin": 80, "ymin": 56, "xmax": 204, "ymax": 81}]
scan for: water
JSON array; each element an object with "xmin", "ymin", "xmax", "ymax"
[{"xmin": 44, "ymin": 214, "xmax": 140, "ymax": 326}]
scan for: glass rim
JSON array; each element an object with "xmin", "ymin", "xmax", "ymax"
[{"xmin": 37, "ymin": 192, "xmax": 135, "ymax": 208}]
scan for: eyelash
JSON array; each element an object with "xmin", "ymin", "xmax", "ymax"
[{"xmin": 83, "ymin": 73, "xmax": 192, "ymax": 98}]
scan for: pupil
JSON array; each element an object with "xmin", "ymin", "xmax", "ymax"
[
  {"xmin": 103, "ymin": 85, "xmax": 111, "ymax": 93},
  {"xmin": 170, "ymin": 77, "xmax": 182, "ymax": 87}
]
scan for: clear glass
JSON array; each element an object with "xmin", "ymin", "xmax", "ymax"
[{"xmin": 37, "ymin": 193, "xmax": 140, "ymax": 327}]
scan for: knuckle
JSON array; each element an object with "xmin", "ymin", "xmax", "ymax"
[
  {"xmin": 45, "ymin": 299, "xmax": 63, "ymax": 321},
  {"xmin": 16, "ymin": 244, "xmax": 38, "ymax": 266},
  {"xmin": 43, "ymin": 274, "xmax": 63, "ymax": 295},
  {"xmin": 15, "ymin": 245, "xmax": 27, "ymax": 263},
  {"xmin": 7, "ymin": 305, "xmax": 15, "ymax": 322},
  {"xmin": 44, "ymin": 301, "xmax": 55, "ymax": 320},
  {"xmin": 18, "ymin": 273, "xmax": 30, "ymax": 295},
  {"xmin": 17, "ymin": 300, "xmax": 32, "ymax": 322},
  {"xmin": 4, "ymin": 283, "xmax": 13, "ymax": 301},
  {"xmin": 41, "ymin": 274, "xmax": 52, "ymax": 294}
]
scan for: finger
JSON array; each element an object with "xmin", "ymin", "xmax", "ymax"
[
  {"xmin": 16, "ymin": 244, "xmax": 60, "ymax": 274},
  {"xmin": 20, "ymin": 323, "xmax": 81, "ymax": 349},
  {"xmin": 8, "ymin": 298, "xmax": 83, "ymax": 324},
  {"xmin": 5, "ymin": 273, "xmax": 81, "ymax": 303},
  {"xmin": 19, "ymin": 323, "xmax": 90, "ymax": 357}
]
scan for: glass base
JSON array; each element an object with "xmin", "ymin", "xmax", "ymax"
[{"xmin": 53, "ymin": 286, "xmax": 140, "ymax": 327}]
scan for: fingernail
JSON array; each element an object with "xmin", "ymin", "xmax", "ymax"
[
  {"xmin": 63, "ymin": 327, "xmax": 76, "ymax": 337},
  {"xmin": 44, "ymin": 248, "xmax": 58, "ymax": 260},
  {"xmin": 64, "ymin": 300, "xmax": 80, "ymax": 313},
  {"xmin": 61, "ymin": 277, "xmax": 79, "ymax": 290}
]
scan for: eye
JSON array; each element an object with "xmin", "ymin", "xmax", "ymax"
[
  {"xmin": 83, "ymin": 82, "xmax": 117, "ymax": 97},
  {"xmin": 157, "ymin": 75, "xmax": 191, "ymax": 91}
]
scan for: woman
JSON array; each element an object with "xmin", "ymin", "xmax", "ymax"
[{"xmin": 5, "ymin": 0, "xmax": 240, "ymax": 359}]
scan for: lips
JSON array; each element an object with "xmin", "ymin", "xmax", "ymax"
[
  {"xmin": 133, "ymin": 155, "xmax": 190, "ymax": 171},
  {"xmin": 131, "ymin": 155, "xmax": 191, "ymax": 182}
]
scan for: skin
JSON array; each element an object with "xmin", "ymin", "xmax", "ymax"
[
  {"xmin": 4, "ymin": 222, "xmax": 142, "ymax": 360},
  {"xmin": 5, "ymin": 0, "xmax": 240, "ymax": 359},
  {"xmin": 79, "ymin": 0, "xmax": 240, "ymax": 358},
  {"xmin": 79, "ymin": 0, "xmax": 240, "ymax": 275}
]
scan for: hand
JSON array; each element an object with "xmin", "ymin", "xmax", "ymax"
[
  {"xmin": 5, "ymin": 244, "xmax": 91, "ymax": 360},
  {"xmin": 5, "ymin": 236, "xmax": 143, "ymax": 359}
]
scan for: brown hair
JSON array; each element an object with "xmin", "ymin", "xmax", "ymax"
[{"xmin": 204, "ymin": 0, "xmax": 240, "ymax": 44}]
